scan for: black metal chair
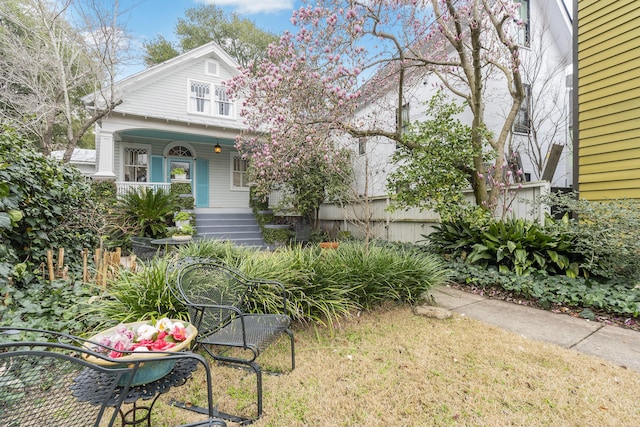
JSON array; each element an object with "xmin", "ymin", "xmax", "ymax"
[
  {"xmin": 0, "ymin": 327, "xmax": 227, "ymax": 427},
  {"xmin": 170, "ymin": 259, "xmax": 295, "ymax": 423}
]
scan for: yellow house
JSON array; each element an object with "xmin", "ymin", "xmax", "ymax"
[{"xmin": 575, "ymin": 0, "xmax": 640, "ymax": 200}]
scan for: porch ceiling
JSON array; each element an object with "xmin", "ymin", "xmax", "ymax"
[{"xmin": 119, "ymin": 129, "xmax": 233, "ymax": 145}]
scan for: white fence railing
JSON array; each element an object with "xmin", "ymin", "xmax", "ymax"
[
  {"xmin": 115, "ymin": 182, "xmax": 172, "ymax": 197},
  {"xmin": 270, "ymin": 181, "xmax": 551, "ymax": 243}
]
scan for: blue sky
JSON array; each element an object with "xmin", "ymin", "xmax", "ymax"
[
  {"xmin": 121, "ymin": 0, "xmax": 574, "ymax": 77},
  {"xmin": 121, "ymin": 0, "xmax": 300, "ymax": 76}
]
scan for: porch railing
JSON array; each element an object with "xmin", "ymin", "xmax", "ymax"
[{"xmin": 115, "ymin": 181, "xmax": 172, "ymax": 197}]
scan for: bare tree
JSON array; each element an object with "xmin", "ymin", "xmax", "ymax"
[
  {"xmin": 511, "ymin": 20, "xmax": 571, "ymax": 181},
  {"xmin": 0, "ymin": 0, "xmax": 126, "ymax": 158}
]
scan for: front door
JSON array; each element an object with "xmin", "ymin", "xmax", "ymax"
[{"xmin": 167, "ymin": 158, "xmax": 193, "ymax": 182}]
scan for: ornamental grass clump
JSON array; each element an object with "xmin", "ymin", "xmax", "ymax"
[
  {"xmin": 97, "ymin": 240, "xmax": 451, "ymax": 330},
  {"xmin": 92, "ymin": 257, "xmax": 187, "ymax": 327},
  {"xmin": 313, "ymin": 241, "xmax": 451, "ymax": 309}
]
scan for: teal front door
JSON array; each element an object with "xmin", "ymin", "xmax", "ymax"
[{"xmin": 195, "ymin": 159, "xmax": 209, "ymax": 207}]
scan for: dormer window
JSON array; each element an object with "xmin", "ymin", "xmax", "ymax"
[{"xmin": 189, "ymin": 80, "xmax": 232, "ymax": 117}]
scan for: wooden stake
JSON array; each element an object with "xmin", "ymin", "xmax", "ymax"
[
  {"xmin": 46, "ymin": 250, "xmax": 54, "ymax": 282},
  {"xmin": 95, "ymin": 248, "xmax": 103, "ymax": 286},
  {"xmin": 82, "ymin": 248, "xmax": 89, "ymax": 283},
  {"xmin": 57, "ymin": 248, "xmax": 64, "ymax": 278},
  {"xmin": 101, "ymin": 251, "xmax": 109, "ymax": 287}
]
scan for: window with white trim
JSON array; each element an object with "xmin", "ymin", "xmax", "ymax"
[
  {"xmin": 124, "ymin": 147, "xmax": 148, "ymax": 182},
  {"xmin": 517, "ymin": 0, "xmax": 530, "ymax": 47},
  {"xmin": 215, "ymin": 85, "xmax": 232, "ymax": 116},
  {"xmin": 190, "ymin": 81, "xmax": 210, "ymax": 114},
  {"xmin": 513, "ymin": 84, "xmax": 531, "ymax": 134},
  {"xmin": 232, "ymin": 155, "xmax": 249, "ymax": 189}
]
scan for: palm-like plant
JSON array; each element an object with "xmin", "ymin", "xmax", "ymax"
[{"xmin": 116, "ymin": 188, "xmax": 180, "ymax": 238}]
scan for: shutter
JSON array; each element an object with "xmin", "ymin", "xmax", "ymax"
[{"xmin": 150, "ymin": 156, "xmax": 164, "ymax": 183}]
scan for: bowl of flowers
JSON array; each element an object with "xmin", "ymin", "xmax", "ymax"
[{"xmin": 83, "ymin": 318, "xmax": 197, "ymax": 386}]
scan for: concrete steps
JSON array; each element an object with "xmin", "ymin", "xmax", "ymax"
[{"xmin": 194, "ymin": 210, "xmax": 266, "ymax": 249}]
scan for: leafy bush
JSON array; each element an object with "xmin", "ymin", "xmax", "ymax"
[
  {"xmin": 0, "ymin": 278, "xmax": 103, "ymax": 335},
  {"xmin": 113, "ymin": 188, "xmax": 180, "ymax": 239},
  {"xmin": 91, "ymin": 257, "xmax": 187, "ymax": 327},
  {"xmin": 428, "ymin": 218, "xmax": 581, "ymax": 277},
  {"xmin": 0, "ymin": 130, "xmax": 99, "ymax": 286},
  {"xmin": 542, "ymin": 193, "xmax": 640, "ymax": 281}
]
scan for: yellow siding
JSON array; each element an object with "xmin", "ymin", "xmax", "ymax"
[
  {"xmin": 580, "ymin": 158, "xmax": 640, "ymax": 174},
  {"xmin": 578, "ymin": 0, "xmax": 640, "ymax": 201},
  {"xmin": 580, "ymin": 147, "xmax": 640, "ymax": 164}
]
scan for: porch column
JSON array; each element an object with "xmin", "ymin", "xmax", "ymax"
[{"xmin": 93, "ymin": 130, "xmax": 117, "ymax": 179}]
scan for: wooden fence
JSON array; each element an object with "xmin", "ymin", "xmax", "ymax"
[{"xmin": 269, "ymin": 181, "xmax": 551, "ymax": 243}]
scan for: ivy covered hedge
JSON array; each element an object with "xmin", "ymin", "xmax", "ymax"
[{"xmin": 0, "ymin": 130, "xmax": 99, "ymax": 286}]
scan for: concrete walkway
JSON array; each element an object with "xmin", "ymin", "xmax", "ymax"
[{"xmin": 430, "ymin": 285, "xmax": 640, "ymax": 372}]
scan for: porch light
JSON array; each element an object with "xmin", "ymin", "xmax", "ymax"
[{"xmin": 214, "ymin": 143, "xmax": 222, "ymax": 153}]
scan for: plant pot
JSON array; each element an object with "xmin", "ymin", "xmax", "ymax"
[
  {"xmin": 83, "ymin": 321, "xmax": 197, "ymax": 386},
  {"xmin": 171, "ymin": 235, "xmax": 192, "ymax": 242},
  {"xmin": 319, "ymin": 242, "xmax": 339, "ymax": 249},
  {"xmin": 173, "ymin": 174, "xmax": 186, "ymax": 180}
]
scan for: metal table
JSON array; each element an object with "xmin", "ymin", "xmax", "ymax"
[
  {"xmin": 76, "ymin": 358, "xmax": 199, "ymax": 427},
  {"xmin": 151, "ymin": 236, "xmax": 202, "ymax": 246}
]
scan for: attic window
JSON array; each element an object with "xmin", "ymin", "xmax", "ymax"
[{"xmin": 205, "ymin": 60, "xmax": 219, "ymax": 76}]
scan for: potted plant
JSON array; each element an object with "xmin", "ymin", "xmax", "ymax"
[
  {"xmin": 171, "ymin": 167, "xmax": 187, "ymax": 180},
  {"xmin": 174, "ymin": 211, "xmax": 191, "ymax": 228},
  {"xmin": 171, "ymin": 224, "xmax": 195, "ymax": 241}
]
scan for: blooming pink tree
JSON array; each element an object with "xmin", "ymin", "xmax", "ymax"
[{"xmin": 228, "ymin": 0, "xmax": 525, "ymax": 211}]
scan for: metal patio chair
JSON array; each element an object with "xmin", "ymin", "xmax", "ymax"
[
  {"xmin": 0, "ymin": 327, "xmax": 227, "ymax": 427},
  {"xmin": 170, "ymin": 259, "xmax": 295, "ymax": 423}
]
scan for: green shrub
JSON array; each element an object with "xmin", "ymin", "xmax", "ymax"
[
  {"xmin": 91, "ymin": 257, "xmax": 187, "ymax": 327},
  {"xmin": 100, "ymin": 240, "xmax": 451, "ymax": 328},
  {"xmin": 0, "ymin": 278, "xmax": 103, "ymax": 335},
  {"xmin": 0, "ymin": 130, "xmax": 99, "ymax": 286},
  {"xmin": 542, "ymin": 193, "xmax": 640, "ymax": 282},
  {"xmin": 114, "ymin": 188, "xmax": 180, "ymax": 238},
  {"xmin": 428, "ymin": 217, "xmax": 581, "ymax": 277},
  {"xmin": 182, "ymin": 240, "xmax": 450, "ymax": 326}
]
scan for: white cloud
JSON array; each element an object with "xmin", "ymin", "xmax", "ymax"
[{"xmin": 197, "ymin": 0, "xmax": 295, "ymax": 14}]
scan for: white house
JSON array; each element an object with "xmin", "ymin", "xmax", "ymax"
[
  {"xmin": 86, "ymin": 42, "xmax": 251, "ymax": 210},
  {"xmin": 351, "ymin": 0, "xmax": 573, "ymax": 200}
]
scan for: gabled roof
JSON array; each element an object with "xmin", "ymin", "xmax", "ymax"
[
  {"xmin": 112, "ymin": 41, "xmax": 241, "ymax": 94},
  {"xmin": 82, "ymin": 41, "xmax": 241, "ymax": 107}
]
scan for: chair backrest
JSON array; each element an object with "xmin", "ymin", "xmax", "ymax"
[
  {"xmin": 176, "ymin": 261, "xmax": 255, "ymax": 335},
  {"xmin": 0, "ymin": 338, "xmax": 134, "ymax": 427}
]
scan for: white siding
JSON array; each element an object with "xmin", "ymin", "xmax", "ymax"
[{"xmin": 114, "ymin": 54, "xmax": 243, "ymax": 130}]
